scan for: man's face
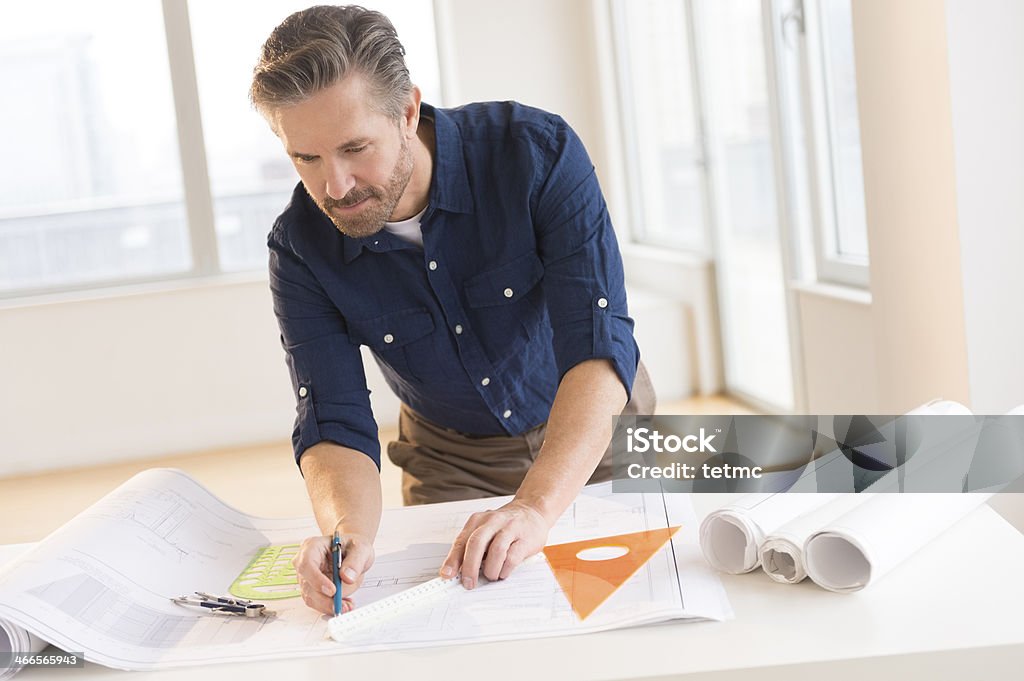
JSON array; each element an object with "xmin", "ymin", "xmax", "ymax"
[{"xmin": 271, "ymin": 75, "xmax": 415, "ymax": 238}]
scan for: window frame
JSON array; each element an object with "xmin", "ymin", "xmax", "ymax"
[
  {"xmin": 797, "ymin": 0, "xmax": 870, "ymax": 288},
  {"xmin": 163, "ymin": 0, "xmax": 221, "ymax": 281}
]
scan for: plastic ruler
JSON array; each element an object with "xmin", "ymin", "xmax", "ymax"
[{"xmin": 327, "ymin": 575, "xmax": 462, "ymax": 641}]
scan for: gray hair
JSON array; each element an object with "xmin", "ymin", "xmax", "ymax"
[{"xmin": 250, "ymin": 5, "xmax": 413, "ymax": 120}]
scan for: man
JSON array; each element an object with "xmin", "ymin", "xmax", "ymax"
[{"xmin": 251, "ymin": 5, "xmax": 654, "ymax": 616}]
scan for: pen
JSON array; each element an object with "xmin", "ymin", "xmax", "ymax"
[{"xmin": 332, "ymin": 531, "xmax": 343, "ymax": 616}]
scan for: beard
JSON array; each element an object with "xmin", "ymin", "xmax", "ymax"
[{"xmin": 316, "ymin": 135, "xmax": 414, "ymax": 239}]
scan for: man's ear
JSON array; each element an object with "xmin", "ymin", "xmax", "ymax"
[{"xmin": 402, "ymin": 86, "xmax": 423, "ymax": 139}]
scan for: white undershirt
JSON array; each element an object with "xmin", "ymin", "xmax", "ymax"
[{"xmin": 383, "ymin": 206, "xmax": 427, "ymax": 247}]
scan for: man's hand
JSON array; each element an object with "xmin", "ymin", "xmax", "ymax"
[
  {"xmin": 440, "ymin": 500, "xmax": 550, "ymax": 588},
  {"xmin": 296, "ymin": 442, "xmax": 382, "ymax": 616},
  {"xmin": 292, "ymin": 533, "xmax": 375, "ymax": 616},
  {"xmin": 437, "ymin": 360, "xmax": 629, "ymax": 589}
]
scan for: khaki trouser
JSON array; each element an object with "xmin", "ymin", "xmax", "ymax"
[{"xmin": 387, "ymin": 363, "xmax": 657, "ymax": 505}]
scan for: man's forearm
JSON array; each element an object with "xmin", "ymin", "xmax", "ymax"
[
  {"xmin": 299, "ymin": 442, "xmax": 383, "ymax": 539},
  {"xmin": 513, "ymin": 359, "xmax": 629, "ymax": 524}
]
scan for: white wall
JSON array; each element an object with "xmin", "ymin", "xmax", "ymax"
[
  {"xmin": 795, "ymin": 284, "xmax": 878, "ymax": 413},
  {"xmin": 0, "ymin": 278, "xmax": 291, "ymax": 475},
  {"xmin": 621, "ymin": 248, "xmax": 722, "ymax": 396},
  {"xmin": 945, "ymin": 0, "xmax": 1024, "ymax": 414},
  {"xmin": 849, "ymin": 0, "xmax": 972, "ymax": 413},
  {"xmin": 0, "ymin": 278, "xmax": 400, "ymax": 477},
  {"xmin": 438, "ymin": 0, "xmax": 608, "ymax": 171}
]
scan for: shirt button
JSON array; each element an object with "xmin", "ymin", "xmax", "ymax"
[
  {"xmin": 383, "ymin": 333, "xmax": 395, "ymax": 344},
  {"xmin": 503, "ymin": 287, "xmax": 514, "ymax": 298},
  {"xmin": 481, "ymin": 377, "xmax": 490, "ymax": 386},
  {"xmin": 454, "ymin": 324, "xmax": 464, "ymax": 335},
  {"xmin": 373, "ymin": 240, "xmax": 379, "ymax": 246},
  {"xmin": 298, "ymin": 386, "xmax": 308, "ymax": 398},
  {"xmin": 597, "ymin": 297, "xmax": 608, "ymax": 309},
  {"xmin": 503, "ymin": 409, "xmax": 512, "ymax": 419},
  {"xmin": 428, "ymin": 260, "xmax": 438, "ymax": 271}
]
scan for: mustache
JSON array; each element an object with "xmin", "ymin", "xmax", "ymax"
[{"xmin": 323, "ymin": 187, "xmax": 380, "ymax": 212}]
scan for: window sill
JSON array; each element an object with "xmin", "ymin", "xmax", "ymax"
[
  {"xmin": 620, "ymin": 242, "xmax": 713, "ymax": 268},
  {"xmin": 790, "ymin": 279, "xmax": 872, "ymax": 306},
  {"xmin": 0, "ymin": 270, "xmax": 269, "ymax": 311}
]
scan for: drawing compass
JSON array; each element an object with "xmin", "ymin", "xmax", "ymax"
[{"xmin": 172, "ymin": 592, "xmax": 273, "ymax": 618}]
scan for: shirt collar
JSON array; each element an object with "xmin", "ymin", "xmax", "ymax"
[
  {"xmin": 423, "ymin": 102, "xmax": 474, "ymax": 216},
  {"xmin": 341, "ymin": 102, "xmax": 473, "ymax": 264}
]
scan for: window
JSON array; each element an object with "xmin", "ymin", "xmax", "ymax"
[
  {"xmin": 613, "ymin": 0, "xmax": 869, "ymax": 286},
  {"xmin": 610, "ymin": 0, "xmax": 871, "ymax": 410},
  {"xmin": 808, "ymin": 0, "xmax": 869, "ymax": 284},
  {"xmin": 699, "ymin": 0, "xmax": 795, "ymax": 410},
  {"xmin": 0, "ymin": 1, "xmax": 189, "ymax": 294},
  {"xmin": 612, "ymin": 0, "xmax": 797, "ymax": 411},
  {"xmin": 0, "ymin": 0, "xmax": 443, "ymax": 297},
  {"xmin": 613, "ymin": 0, "xmax": 708, "ymax": 251}
]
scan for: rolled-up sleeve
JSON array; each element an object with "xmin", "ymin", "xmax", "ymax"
[
  {"xmin": 268, "ymin": 223, "xmax": 381, "ymax": 471},
  {"xmin": 531, "ymin": 116, "xmax": 640, "ymax": 396}
]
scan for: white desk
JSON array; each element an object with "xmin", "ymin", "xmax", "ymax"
[{"xmin": 10, "ymin": 497, "xmax": 1024, "ymax": 681}]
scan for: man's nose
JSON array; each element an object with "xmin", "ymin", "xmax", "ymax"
[{"xmin": 324, "ymin": 160, "xmax": 356, "ymax": 200}]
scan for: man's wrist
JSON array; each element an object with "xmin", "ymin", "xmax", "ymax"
[
  {"xmin": 325, "ymin": 518, "xmax": 376, "ymax": 541},
  {"xmin": 510, "ymin": 492, "xmax": 564, "ymax": 527}
]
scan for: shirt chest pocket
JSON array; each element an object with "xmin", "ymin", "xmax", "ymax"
[
  {"xmin": 464, "ymin": 252, "xmax": 545, "ymax": 364},
  {"xmin": 347, "ymin": 308, "xmax": 436, "ymax": 384}
]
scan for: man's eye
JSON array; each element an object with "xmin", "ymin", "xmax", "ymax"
[
  {"xmin": 296, "ymin": 156, "xmax": 317, "ymax": 164},
  {"xmin": 347, "ymin": 146, "xmax": 367, "ymax": 154}
]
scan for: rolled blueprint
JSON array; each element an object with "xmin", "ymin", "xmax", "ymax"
[
  {"xmin": 758, "ymin": 400, "xmax": 974, "ymax": 584},
  {"xmin": 804, "ymin": 492, "xmax": 993, "ymax": 593},
  {"xmin": 907, "ymin": 399, "xmax": 972, "ymax": 416},
  {"xmin": 0, "ymin": 625, "xmax": 47, "ymax": 681},
  {"xmin": 703, "ymin": 400, "xmax": 974, "ymax": 577},
  {"xmin": 699, "ymin": 493, "xmax": 841, "ymax": 574},
  {"xmin": 960, "ymin": 404, "xmax": 1024, "ymax": 493},
  {"xmin": 758, "ymin": 494, "xmax": 872, "ymax": 584},
  {"xmin": 796, "ymin": 398, "xmax": 975, "ymax": 493},
  {"xmin": 0, "ymin": 545, "xmax": 48, "ymax": 680}
]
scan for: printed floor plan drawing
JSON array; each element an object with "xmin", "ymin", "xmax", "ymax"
[{"xmin": 0, "ymin": 469, "xmax": 731, "ymax": 670}]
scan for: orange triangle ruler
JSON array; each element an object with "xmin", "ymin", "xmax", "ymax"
[{"xmin": 543, "ymin": 526, "xmax": 680, "ymax": 620}]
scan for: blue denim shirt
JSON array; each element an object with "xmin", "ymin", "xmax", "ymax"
[{"xmin": 268, "ymin": 101, "xmax": 639, "ymax": 469}]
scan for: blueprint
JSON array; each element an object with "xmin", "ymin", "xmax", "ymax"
[{"xmin": 0, "ymin": 469, "xmax": 731, "ymax": 670}]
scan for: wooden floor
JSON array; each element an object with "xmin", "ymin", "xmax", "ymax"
[{"xmin": 0, "ymin": 395, "xmax": 756, "ymax": 544}]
